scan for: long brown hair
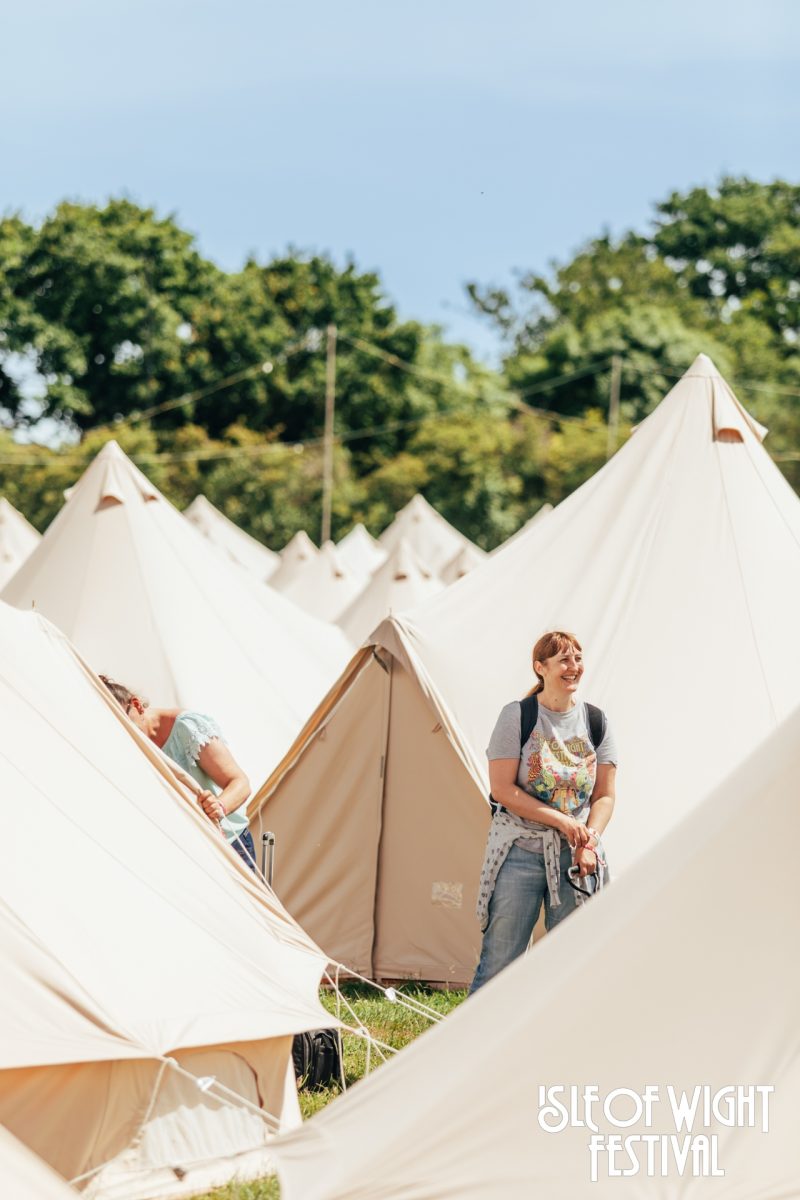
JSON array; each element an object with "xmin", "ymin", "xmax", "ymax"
[
  {"xmin": 98, "ymin": 675, "xmax": 146, "ymax": 713},
  {"xmin": 527, "ymin": 631, "xmax": 583, "ymax": 696}
]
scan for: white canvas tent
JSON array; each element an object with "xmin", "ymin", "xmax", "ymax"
[
  {"xmin": 269, "ymin": 530, "xmax": 319, "ymax": 591},
  {"xmin": 337, "ymin": 538, "xmax": 443, "ymax": 646},
  {"xmin": 0, "ymin": 602, "xmax": 333, "ymax": 1199},
  {"xmin": 184, "ymin": 494, "xmax": 279, "ymax": 580},
  {"xmin": 249, "ymin": 356, "xmax": 800, "ymax": 982},
  {"xmin": 0, "ymin": 1126, "xmax": 78, "ymax": 1200},
  {"xmin": 272, "ymin": 705, "xmax": 800, "ymax": 1200},
  {"xmin": 272, "ymin": 540, "xmax": 365, "ymax": 622},
  {"xmin": 0, "ymin": 497, "xmax": 41, "ymax": 587},
  {"xmin": 378, "ymin": 493, "xmax": 476, "ymax": 574},
  {"xmin": 440, "ymin": 540, "xmax": 487, "ymax": 583},
  {"xmin": 336, "ymin": 523, "xmax": 387, "ymax": 577},
  {"xmin": 2, "ymin": 442, "xmax": 351, "ymax": 787}
]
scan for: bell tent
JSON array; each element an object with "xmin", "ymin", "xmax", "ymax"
[
  {"xmin": 184, "ymin": 494, "xmax": 280, "ymax": 580},
  {"xmin": 271, "ymin": 705, "xmax": 800, "ymax": 1200},
  {"xmin": 2, "ymin": 441, "xmax": 351, "ymax": 786},
  {"xmin": 336, "ymin": 523, "xmax": 387, "ymax": 577},
  {"xmin": 270, "ymin": 540, "xmax": 365, "ymax": 622},
  {"xmin": 268, "ymin": 530, "xmax": 319, "ymax": 591},
  {"xmin": 378, "ymin": 494, "xmax": 476, "ymax": 575},
  {"xmin": 0, "ymin": 602, "xmax": 333, "ymax": 1199},
  {"xmin": 440, "ymin": 540, "xmax": 487, "ymax": 584},
  {"xmin": 337, "ymin": 537, "xmax": 443, "ymax": 646},
  {"xmin": 249, "ymin": 355, "xmax": 800, "ymax": 983},
  {"xmin": 0, "ymin": 497, "xmax": 41, "ymax": 588}
]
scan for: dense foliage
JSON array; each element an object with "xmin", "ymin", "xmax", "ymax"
[{"xmin": 1, "ymin": 178, "xmax": 797, "ymax": 548}]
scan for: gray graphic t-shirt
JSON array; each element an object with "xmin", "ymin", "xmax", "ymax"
[{"xmin": 487, "ymin": 700, "xmax": 618, "ymax": 820}]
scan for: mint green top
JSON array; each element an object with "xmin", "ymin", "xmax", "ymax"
[{"xmin": 162, "ymin": 711, "xmax": 248, "ymax": 843}]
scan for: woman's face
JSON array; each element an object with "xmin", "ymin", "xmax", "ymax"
[{"xmin": 536, "ymin": 646, "xmax": 584, "ymax": 693}]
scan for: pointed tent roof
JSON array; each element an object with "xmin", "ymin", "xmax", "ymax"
[
  {"xmin": 1, "ymin": 442, "xmax": 351, "ymax": 786},
  {"xmin": 335, "ymin": 523, "xmax": 388, "ymax": 577},
  {"xmin": 0, "ymin": 603, "xmax": 332, "ymax": 1196},
  {"xmin": 337, "ymin": 537, "xmax": 443, "ymax": 645},
  {"xmin": 269, "ymin": 529, "xmax": 320, "ymax": 591},
  {"xmin": 272, "ymin": 704, "xmax": 800, "ymax": 1200},
  {"xmin": 249, "ymin": 355, "xmax": 800, "ymax": 981},
  {"xmin": 184, "ymin": 494, "xmax": 280, "ymax": 580},
  {"xmin": 380, "ymin": 352, "xmax": 799, "ymax": 847},
  {"xmin": 378, "ymin": 494, "xmax": 476, "ymax": 575},
  {"xmin": 273, "ymin": 541, "xmax": 366, "ymax": 622},
  {"xmin": 440, "ymin": 540, "xmax": 487, "ymax": 584},
  {"xmin": 0, "ymin": 497, "xmax": 41, "ymax": 588}
]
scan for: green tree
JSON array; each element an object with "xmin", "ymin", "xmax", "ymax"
[
  {"xmin": 540, "ymin": 409, "xmax": 629, "ymax": 506},
  {"xmin": 362, "ymin": 407, "xmax": 524, "ymax": 549},
  {"xmin": 653, "ymin": 177, "xmax": 800, "ymax": 341},
  {"xmin": 469, "ymin": 180, "xmax": 800, "ymax": 470},
  {"xmin": 0, "ymin": 200, "xmax": 221, "ymax": 431},
  {"xmin": 0, "ymin": 201, "xmax": 504, "ymax": 472}
]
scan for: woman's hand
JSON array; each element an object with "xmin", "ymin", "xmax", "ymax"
[
  {"xmin": 198, "ymin": 790, "xmax": 225, "ymax": 823},
  {"xmin": 558, "ymin": 815, "xmax": 591, "ymax": 849},
  {"xmin": 196, "ymin": 740, "xmax": 251, "ymax": 820},
  {"xmin": 574, "ymin": 845, "xmax": 597, "ymax": 877}
]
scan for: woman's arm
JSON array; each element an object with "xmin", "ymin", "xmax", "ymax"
[
  {"xmin": 196, "ymin": 739, "xmax": 251, "ymax": 821},
  {"xmin": 575, "ymin": 763, "xmax": 616, "ymax": 876},
  {"xmin": 488, "ymin": 760, "xmax": 590, "ymax": 848},
  {"xmin": 587, "ymin": 763, "xmax": 616, "ymax": 836}
]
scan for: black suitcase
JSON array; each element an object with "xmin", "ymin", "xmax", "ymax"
[{"xmin": 292, "ymin": 1029, "xmax": 341, "ymax": 1090}]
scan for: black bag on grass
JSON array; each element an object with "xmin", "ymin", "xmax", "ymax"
[{"xmin": 292, "ymin": 1029, "xmax": 341, "ymax": 1090}]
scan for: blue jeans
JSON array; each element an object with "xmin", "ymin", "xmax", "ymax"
[
  {"xmin": 469, "ymin": 841, "xmax": 579, "ymax": 994},
  {"xmin": 230, "ymin": 828, "xmax": 257, "ymax": 873}
]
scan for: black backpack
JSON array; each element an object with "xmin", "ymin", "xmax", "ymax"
[
  {"xmin": 292, "ymin": 1029, "xmax": 341, "ymax": 1091},
  {"xmin": 489, "ymin": 695, "xmax": 607, "ymax": 815}
]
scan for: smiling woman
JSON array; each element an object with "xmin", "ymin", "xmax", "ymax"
[{"xmin": 468, "ymin": 630, "xmax": 618, "ymax": 994}]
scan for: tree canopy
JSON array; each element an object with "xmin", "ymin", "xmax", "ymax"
[
  {"xmin": 469, "ymin": 178, "xmax": 800, "ymax": 457},
  {"xmin": 0, "ymin": 180, "xmax": 797, "ymax": 550}
]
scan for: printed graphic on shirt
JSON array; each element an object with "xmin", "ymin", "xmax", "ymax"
[{"xmin": 527, "ymin": 730, "xmax": 596, "ymax": 812}]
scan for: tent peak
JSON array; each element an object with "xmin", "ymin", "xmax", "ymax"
[
  {"xmin": 283, "ymin": 530, "xmax": 317, "ymax": 555},
  {"xmin": 684, "ymin": 353, "xmax": 722, "ymax": 379},
  {"xmin": 319, "ymin": 540, "xmax": 352, "ymax": 579},
  {"xmin": 95, "ymin": 439, "xmax": 125, "ymax": 460},
  {"xmin": 389, "ymin": 537, "xmax": 430, "ymax": 581}
]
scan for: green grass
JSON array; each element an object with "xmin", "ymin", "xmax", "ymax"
[{"xmin": 191, "ymin": 983, "xmax": 466, "ymax": 1200}]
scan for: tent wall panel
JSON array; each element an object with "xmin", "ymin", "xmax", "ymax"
[
  {"xmin": 251, "ymin": 654, "xmax": 391, "ymax": 975},
  {"xmin": 373, "ymin": 663, "xmax": 488, "ymax": 983},
  {"xmin": 271, "ymin": 707, "xmax": 800, "ymax": 1200}
]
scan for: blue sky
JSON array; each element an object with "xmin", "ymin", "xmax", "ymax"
[{"xmin": 3, "ymin": 0, "xmax": 798, "ymax": 362}]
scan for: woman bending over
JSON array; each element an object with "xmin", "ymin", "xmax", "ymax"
[{"xmin": 99, "ymin": 676, "xmax": 256, "ymax": 871}]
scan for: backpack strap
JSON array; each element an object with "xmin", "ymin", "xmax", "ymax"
[
  {"xmin": 519, "ymin": 694, "xmax": 539, "ymax": 750},
  {"xmin": 521, "ymin": 696, "xmax": 606, "ymax": 751},
  {"xmin": 585, "ymin": 702, "xmax": 607, "ymax": 750},
  {"xmin": 489, "ymin": 695, "xmax": 538, "ymax": 814},
  {"xmin": 490, "ymin": 696, "xmax": 606, "ymax": 816}
]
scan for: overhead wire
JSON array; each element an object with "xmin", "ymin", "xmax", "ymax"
[
  {"xmin": 2, "ymin": 329, "xmax": 796, "ymax": 473},
  {"xmin": 0, "ymin": 350, "xmax": 618, "ymax": 468}
]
